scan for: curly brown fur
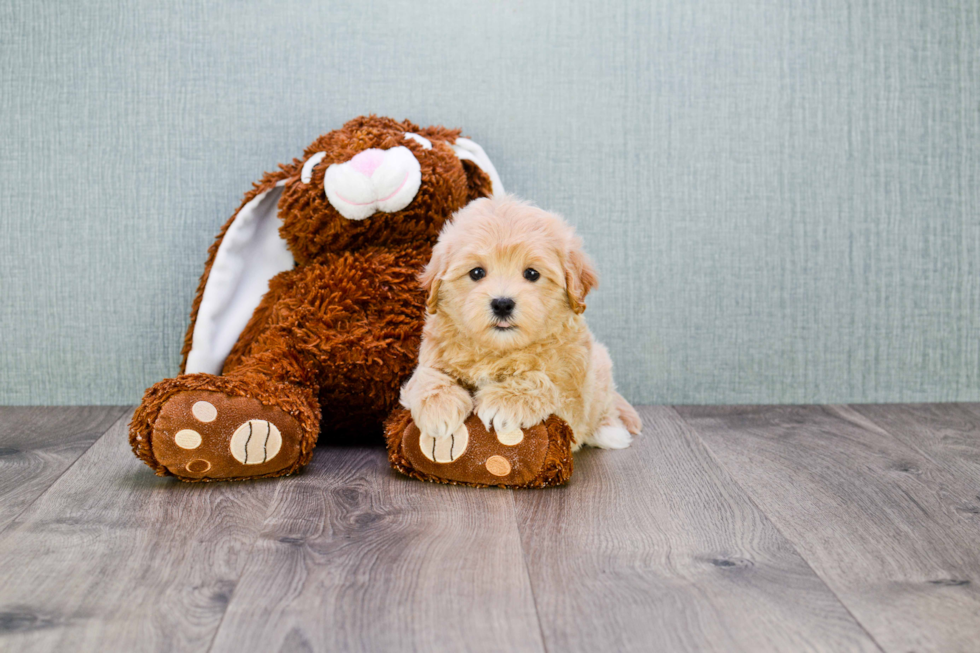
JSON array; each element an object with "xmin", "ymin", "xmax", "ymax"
[
  {"xmin": 130, "ymin": 373, "xmax": 320, "ymax": 481},
  {"xmin": 133, "ymin": 116, "xmax": 493, "ymax": 480}
]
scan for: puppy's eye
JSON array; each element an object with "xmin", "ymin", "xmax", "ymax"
[
  {"xmin": 523, "ymin": 268, "xmax": 541, "ymax": 282},
  {"xmin": 469, "ymin": 267, "xmax": 486, "ymax": 281}
]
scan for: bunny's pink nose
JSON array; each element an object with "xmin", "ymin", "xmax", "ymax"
[{"xmin": 348, "ymin": 149, "xmax": 385, "ymax": 177}]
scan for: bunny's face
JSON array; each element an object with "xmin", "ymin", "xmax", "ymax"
[{"xmin": 278, "ymin": 116, "xmax": 496, "ymax": 264}]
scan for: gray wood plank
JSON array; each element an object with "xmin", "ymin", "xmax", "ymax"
[
  {"xmin": 0, "ymin": 406, "xmax": 129, "ymax": 533},
  {"xmin": 514, "ymin": 406, "xmax": 879, "ymax": 653},
  {"xmin": 676, "ymin": 404, "xmax": 980, "ymax": 653},
  {"xmin": 851, "ymin": 403, "xmax": 980, "ymax": 504},
  {"xmin": 208, "ymin": 446, "xmax": 546, "ymax": 653},
  {"xmin": 0, "ymin": 409, "xmax": 280, "ymax": 652}
]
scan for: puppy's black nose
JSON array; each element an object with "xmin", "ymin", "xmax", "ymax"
[{"xmin": 490, "ymin": 297, "xmax": 516, "ymax": 317}]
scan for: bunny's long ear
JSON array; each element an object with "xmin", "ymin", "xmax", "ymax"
[
  {"xmin": 182, "ymin": 178, "xmax": 294, "ymax": 375},
  {"xmin": 452, "ymin": 137, "xmax": 504, "ymax": 196}
]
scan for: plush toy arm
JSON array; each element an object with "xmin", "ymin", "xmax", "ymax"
[{"xmin": 385, "ymin": 409, "xmax": 575, "ymax": 489}]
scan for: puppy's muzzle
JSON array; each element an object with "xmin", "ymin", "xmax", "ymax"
[{"xmin": 490, "ymin": 297, "xmax": 516, "ymax": 319}]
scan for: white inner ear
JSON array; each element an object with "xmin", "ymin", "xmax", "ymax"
[
  {"xmin": 404, "ymin": 133, "xmax": 432, "ymax": 150},
  {"xmin": 451, "ymin": 137, "xmax": 504, "ymax": 195},
  {"xmin": 185, "ymin": 181, "xmax": 294, "ymax": 375},
  {"xmin": 301, "ymin": 152, "xmax": 326, "ymax": 184}
]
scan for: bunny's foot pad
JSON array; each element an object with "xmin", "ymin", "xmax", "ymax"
[
  {"xmin": 131, "ymin": 375, "xmax": 320, "ymax": 482},
  {"xmin": 149, "ymin": 391, "xmax": 307, "ymax": 481},
  {"xmin": 384, "ymin": 409, "xmax": 574, "ymax": 488}
]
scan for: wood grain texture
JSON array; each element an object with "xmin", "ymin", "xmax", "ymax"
[
  {"xmin": 0, "ymin": 409, "xmax": 279, "ymax": 652},
  {"xmin": 851, "ymin": 403, "xmax": 980, "ymax": 504},
  {"xmin": 4, "ymin": 404, "xmax": 978, "ymax": 652},
  {"xmin": 513, "ymin": 406, "xmax": 879, "ymax": 653},
  {"xmin": 677, "ymin": 404, "xmax": 980, "ymax": 653},
  {"xmin": 0, "ymin": 406, "xmax": 128, "ymax": 534},
  {"xmin": 208, "ymin": 445, "xmax": 545, "ymax": 653}
]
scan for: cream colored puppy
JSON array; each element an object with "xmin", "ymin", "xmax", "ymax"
[{"xmin": 400, "ymin": 195, "xmax": 641, "ymax": 451}]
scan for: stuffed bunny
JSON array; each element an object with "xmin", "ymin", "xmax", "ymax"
[{"xmin": 130, "ymin": 116, "xmax": 502, "ymax": 481}]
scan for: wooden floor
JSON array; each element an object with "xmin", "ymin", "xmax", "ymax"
[{"xmin": 0, "ymin": 405, "xmax": 978, "ymax": 652}]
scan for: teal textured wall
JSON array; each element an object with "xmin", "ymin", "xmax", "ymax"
[{"xmin": 2, "ymin": 1, "xmax": 978, "ymax": 405}]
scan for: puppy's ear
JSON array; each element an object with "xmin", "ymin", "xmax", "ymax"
[
  {"xmin": 420, "ymin": 242, "xmax": 448, "ymax": 314},
  {"xmin": 563, "ymin": 244, "xmax": 599, "ymax": 315}
]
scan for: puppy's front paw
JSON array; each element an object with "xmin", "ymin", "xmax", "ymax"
[
  {"xmin": 413, "ymin": 384, "xmax": 473, "ymax": 441},
  {"xmin": 475, "ymin": 385, "xmax": 554, "ymax": 435}
]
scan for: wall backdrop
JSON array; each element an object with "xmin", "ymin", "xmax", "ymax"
[{"xmin": 2, "ymin": 1, "xmax": 978, "ymax": 405}]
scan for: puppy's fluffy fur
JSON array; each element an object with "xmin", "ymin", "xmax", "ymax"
[{"xmin": 400, "ymin": 195, "xmax": 641, "ymax": 451}]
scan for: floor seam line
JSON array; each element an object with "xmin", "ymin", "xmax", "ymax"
[
  {"xmin": 510, "ymin": 490, "xmax": 551, "ymax": 653},
  {"xmin": 0, "ymin": 406, "xmax": 132, "ymax": 542},
  {"xmin": 669, "ymin": 405, "xmax": 888, "ymax": 653},
  {"xmin": 204, "ymin": 470, "xmax": 290, "ymax": 653},
  {"xmin": 840, "ymin": 404, "xmax": 947, "ymax": 473}
]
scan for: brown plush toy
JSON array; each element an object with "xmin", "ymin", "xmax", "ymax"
[
  {"xmin": 384, "ymin": 409, "xmax": 574, "ymax": 488},
  {"xmin": 130, "ymin": 116, "xmax": 506, "ymax": 481}
]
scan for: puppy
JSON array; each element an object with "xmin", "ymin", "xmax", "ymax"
[{"xmin": 400, "ymin": 195, "xmax": 641, "ymax": 451}]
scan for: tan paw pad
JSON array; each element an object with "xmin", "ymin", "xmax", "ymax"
[
  {"xmin": 496, "ymin": 426, "xmax": 524, "ymax": 446},
  {"xmin": 230, "ymin": 420, "xmax": 282, "ymax": 465},
  {"xmin": 485, "ymin": 455, "xmax": 512, "ymax": 477},
  {"xmin": 174, "ymin": 429, "xmax": 202, "ymax": 449},
  {"xmin": 418, "ymin": 423, "xmax": 469, "ymax": 463},
  {"xmin": 192, "ymin": 401, "xmax": 217, "ymax": 422}
]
